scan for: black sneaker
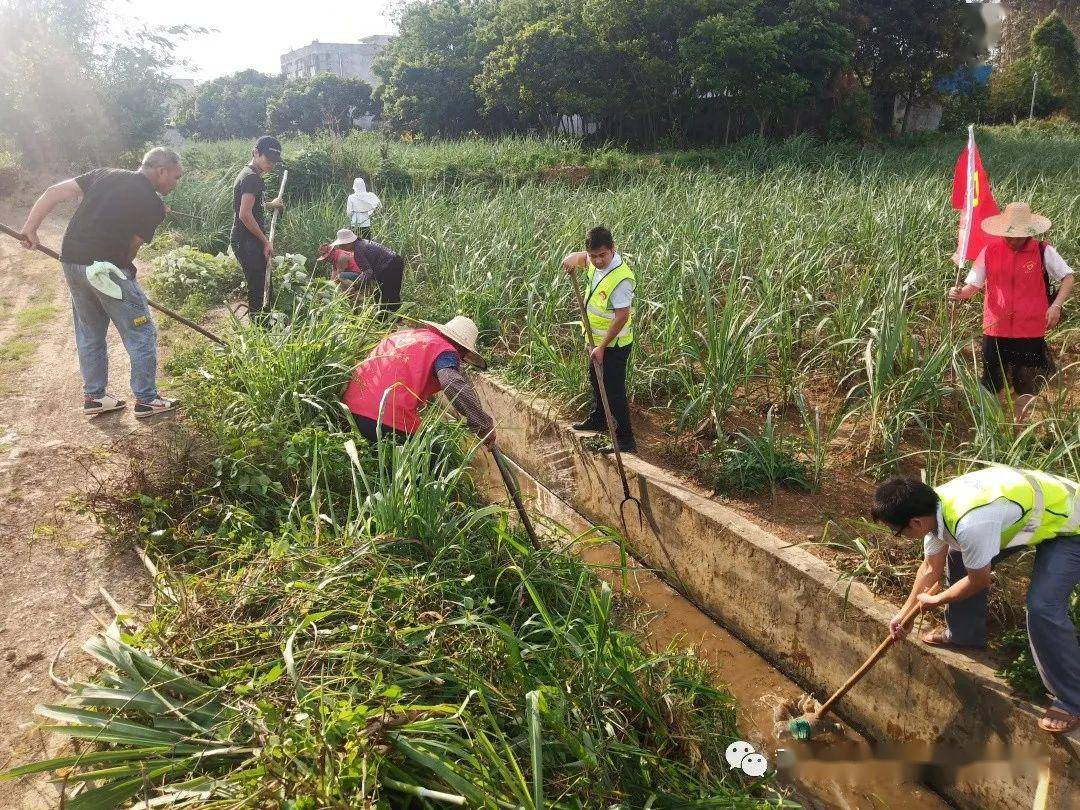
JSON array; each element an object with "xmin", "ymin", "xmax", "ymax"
[
  {"xmin": 133, "ymin": 397, "xmax": 180, "ymax": 418},
  {"xmin": 572, "ymin": 419, "xmax": 605, "ymax": 432},
  {"xmin": 83, "ymin": 394, "xmax": 126, "ymax": 416}
]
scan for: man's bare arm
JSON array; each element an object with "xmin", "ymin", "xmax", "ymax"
[
  {"xmin": 20, "ymin": 179, "xmax": 82, "ymax": 248},
  {"xmin": 127, "ymin": 236, "xmax": 145, "ymax": 267},
  {"xmin": 238, "ymin": 193, "xmax": 268, "ymax": 245}
]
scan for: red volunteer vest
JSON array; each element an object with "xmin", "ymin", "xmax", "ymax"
[
  {"xmin": 983, "ymin": 238, "xmax": 1048, "ymax": 338},
  {"xmin": 343, "ymin": 329, "xmax": 458, "ymax": 434},
  {"xmin": 330, "ymin": 247, "xmax": 361, "ymax": 275}
]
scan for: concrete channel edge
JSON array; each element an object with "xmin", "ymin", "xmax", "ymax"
[{"xmin": 473, "ymin": 373, "xmax": 1080, "ymax": 810}]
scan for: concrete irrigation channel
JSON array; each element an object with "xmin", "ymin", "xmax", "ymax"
[{"xmin": 469, "ymin": 375, "xmax": 1080, "ymax": 810}]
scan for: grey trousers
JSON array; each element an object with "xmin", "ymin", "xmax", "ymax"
[{"xmin": 945, "ymin": 536, "xmax": 1080, "ymax": 716}]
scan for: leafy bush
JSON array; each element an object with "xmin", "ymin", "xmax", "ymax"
[
  {"xmin": 148, "ymin": 246, "xmax": 244, "ymax": 316},
  {"xmin": 269, "ymin": 253, "xmax": 339, "ymax": 320},
  {"xmin": 285, "ymin": 143, "xmax": 341, "ymax": 199}
]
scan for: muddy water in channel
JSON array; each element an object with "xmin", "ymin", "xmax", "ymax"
[{"xmin": 479, "ymin": 456, "xmax": 950, "ymax": 810}]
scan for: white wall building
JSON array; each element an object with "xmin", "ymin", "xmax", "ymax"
[{"xmin": 280, "ymin": 35, "xmax": 394, "ymax": 86}]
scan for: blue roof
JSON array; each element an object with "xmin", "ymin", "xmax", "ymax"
[{"xmin": 937, "ymin": 64, "xmax": 993, "ymax": 94}]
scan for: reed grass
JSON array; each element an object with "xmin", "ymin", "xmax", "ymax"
[{"xmin": 3, "ymin": 297, "xmax": 783, "ymax": 807}]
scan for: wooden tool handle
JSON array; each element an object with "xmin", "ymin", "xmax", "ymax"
[
  {"xmin": 492, "ymin": 447, "xmax": 540, "ymax": 550},
  {"xmin": 1, "ymin": 223, "xmax": 225, "ymax": 346},
  {"xmin": 261, "ymin": 169, "xmax": 289, "ymax": 310},
  {"xmin": 1, "ymin": 223, "xmax": 61, "ymax": 260},
  {"xmin": 817, "ymin": 588, "xmax": 937, "ymax": 718}
]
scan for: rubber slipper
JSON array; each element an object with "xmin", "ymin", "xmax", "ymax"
[
  {"xmin": 1038, "ymin": 708, "xmax": 1080, "ymax": 735},
  {"xmin": 920, "ymin": 628, "xmax": 985, "ymax": 649}
]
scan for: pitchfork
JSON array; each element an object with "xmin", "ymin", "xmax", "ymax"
[{"xmin": 568, "ymin": 270, "xmax": 644, "ymax": 537}]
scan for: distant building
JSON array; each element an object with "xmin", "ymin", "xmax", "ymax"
[
  {"xmin": 164, "ymin": 78, "xmax": 197, "ymax": 147},
  {"xmin": 280, "ymin": 35, "xmax": 395, "ymax": 86}
]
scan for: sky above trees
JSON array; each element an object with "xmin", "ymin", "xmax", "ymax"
[{"xmin": 106, "ymin": 0, "xmax": 396, "ymax": 81}]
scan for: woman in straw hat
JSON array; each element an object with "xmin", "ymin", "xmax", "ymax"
[
  {"xmin": 342, "ymin": 316, "xmax": 496, "ymax": 446},
  {"xmin": 949, "ymin": 202, "xmax": 1074, "ymax": 417},
  {"xmin": 318, "ymin": 228, "xmax": 405, "ymax": 314}
]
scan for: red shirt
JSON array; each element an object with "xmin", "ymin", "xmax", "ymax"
[{"xmin": 342, "ymin": 329, "xmax": 459, "ymax": 434}]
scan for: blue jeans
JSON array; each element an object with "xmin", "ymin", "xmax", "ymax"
[
  {"xmin": 945, "ymin": 536, "xmax": 1080, "ymax": 716},
  {"xmin": 62, "ymin": 262, "xmax": 158, "ymax": 403}
]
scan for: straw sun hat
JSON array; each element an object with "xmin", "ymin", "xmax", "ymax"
[
  {"xmin": 981, "ymin": 202, "xmax": 1052, "ymax": 238},
  {"xmin": 330, "ymin": 228, "xmax": 359, "ymax": 247},
  {"xmin": 421, "ymin": 315, "xmax": 488, "ymax": 370}
]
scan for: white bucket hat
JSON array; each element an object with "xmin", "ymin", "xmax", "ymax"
[
  {"xmin": 420, "ymin": 315, "xmax": 487, "ymax": 369},
  {"xmin": 981, "ymin": 202, "xmax": 1052, "ymax": 238},
  {"xmin": 330, "ymin": 228, "xmax": 359, "ymax": 247}
]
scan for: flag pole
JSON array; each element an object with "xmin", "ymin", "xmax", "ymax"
[{"xmin": 948, "ymin": 124, "xmax": 976, "ymax": 380}]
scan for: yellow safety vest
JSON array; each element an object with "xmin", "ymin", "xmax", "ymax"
[
  {"xmin": 937, "ymin": 466, "xmax": 1080, "ymax": 550},
  {"xmin": 585, "ymin": 261, "xmax": 635, "ymax": 348}
]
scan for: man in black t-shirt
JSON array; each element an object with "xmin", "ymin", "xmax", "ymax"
[
  {"xmin": 19, "ymin": 148, "xmax": 183, "ymax": 417},
  {"xmin": 231, "ymin": 135, "xmax": 284, "ymax": 322}
]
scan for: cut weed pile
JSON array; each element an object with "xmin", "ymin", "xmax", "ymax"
[{"xmin": 2, "ymin": 294, "xmax": 783, "ymax": 807}]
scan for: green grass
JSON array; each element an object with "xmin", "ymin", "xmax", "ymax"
[
  {"xmin": 3, "ymin": 295, "xmax": 781, "ymax": 807},
  {"xmin": 0, "ymin": 338, "xmax": 35, "ymax": 372},
  {"xmin": 15, "ymin": 303, "xmax": 60, "ymax": 329},
  {"xmin": 162, "ymin": 125, "xmax": 1080, "ymax": 701}
]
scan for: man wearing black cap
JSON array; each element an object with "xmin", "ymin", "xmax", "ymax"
[{"xmin": 231, "ymin": 136, "xmax": 284, "ymax": 322}]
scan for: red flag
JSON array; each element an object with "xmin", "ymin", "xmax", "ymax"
[{"xmin": 951, "ymin": 125, "xmax": 999, "ymax": 267}]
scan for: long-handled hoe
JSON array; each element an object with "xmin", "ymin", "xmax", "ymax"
[
  {"xmin": 260, "ymin": 170, "xmax": 289, "ymax": 312},
  {"xmin": 568, "ymin": 272, "xmax": 644, "ymax": 538},
  {"xmin": 1, "ymin": 223, "xmax": 225, "ymax": 347},
  {"xmin": 491, "ymin": 446, "xmax": 540, "ymax": 550},
  {"xmin": 775, "ymin": 588, "xmax": 937, "ymax": 741}
]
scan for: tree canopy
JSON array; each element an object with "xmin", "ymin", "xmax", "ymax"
[
  {"xmin": 0, "ymin": 0, "xmax": 184, "ymax": 168},
  {"xmin": 175, "ymin": 70, "xmax": 284, "ymax": 141},
  {"xmin": 266, "ymin": 73, "xmax": 374, "ymax": 135},
  {"xmin": 375, "ymin": 0, "xmax": 988, "ymax": 143}
]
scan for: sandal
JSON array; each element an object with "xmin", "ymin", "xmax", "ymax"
[
  {"xmin": 920, "ymin": 628, "xmax": 984, "ymax": 649},
  {"xmin": 1038, "ymin": 708, "xmax": 1080, "ymax": 735}
]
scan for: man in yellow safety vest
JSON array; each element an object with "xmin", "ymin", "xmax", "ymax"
[
  {"xmin": 562, "ymin": 226, "xmax": 636, "ymax": 453},
  {"xmin": 872, "ymin": 466, "xmax": 1080, "ymax": 735}
]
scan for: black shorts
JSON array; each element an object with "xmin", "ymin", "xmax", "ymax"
[{"xmin": 981, "ymin": 336, "xmax": 1054, "ymax": 395}]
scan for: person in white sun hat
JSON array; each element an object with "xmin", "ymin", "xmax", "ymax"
[
  {"xmin": 949, "ymin": 202, "xmax": 1074, "ymax": 418},
  {"xmin": 346, "ymin": 176, "xmax": 380, "ymax": 238},
  {"xmin": 342, "ymin": 316, "xmax": 495, "ymax": 446}
]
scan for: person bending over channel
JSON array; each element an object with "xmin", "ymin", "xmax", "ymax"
[
  {"xmin": 342, "ymin": 316, "xmax": 495, "ymax": 447},
  {"xmin": 872, "ymin": 467, "xmax": 1080, "ymax": 735},
  {"xmin": 19, "ymin": 148, "xmax": 183, "ymax": 417}
]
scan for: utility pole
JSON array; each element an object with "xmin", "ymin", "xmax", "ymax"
[{"xmin": 1029, "ymin": 71, "xmax": 1038, "ymax": 119}]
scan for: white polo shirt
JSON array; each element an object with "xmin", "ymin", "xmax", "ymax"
[{"xmin": 924, "ymin": 499, "xmax": 1024, "ymax": 571}]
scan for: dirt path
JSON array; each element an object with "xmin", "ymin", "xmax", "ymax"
[{"xmin": 0, "ymin": 214, "xmax": 158, "ymax": 807}]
